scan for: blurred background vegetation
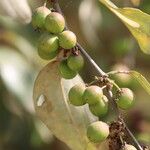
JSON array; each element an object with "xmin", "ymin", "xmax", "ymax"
[{"xmin": 0, "ymin": 0, "xmax": 150, "ymax": 149}]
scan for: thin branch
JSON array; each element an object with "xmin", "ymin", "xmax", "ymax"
[
  {"xmin": 107, "ymin": 90, "xmax": 143, "ymax": 150},
  {"xmin": 50, "ymin": 1, "xmax": 143, "ymax": 150},
  {"xmin": 77, "ymin": 43, "xmax": 106, "ymax": 76},
  {"xmin": 122, "ymin": 119, "xmax": 143, "ymax": 150},
  {"xmin": 107, "ymin": 70, "xmax": 130, "ymax": 75}
]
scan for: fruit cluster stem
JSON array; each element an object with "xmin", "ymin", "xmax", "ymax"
[{"xmin": 49, "ymin": 0, "xmax": 143, "ymax": 150}]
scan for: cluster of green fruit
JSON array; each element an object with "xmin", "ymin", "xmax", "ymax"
[
  {"xmin": 69, "ymin": 83, "xmax": 135, "ymax": 143},
  {"xmin": 32, "ymin": 6, "xmax": 136, "ymax": 149},
  {"xmin": 69, "ymin": 84, "xmax": 134, "ymax": 117},
  {"xmin": 69, "ymin": 84, "xmax": 108, "ymax": 117},
  {"xmin": 32, "ymin": 6, "xmax": 84, "ymax": 79}
]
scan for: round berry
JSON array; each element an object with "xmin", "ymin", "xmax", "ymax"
[
  {"xmin": 38, "ymin": 33, "xmax": 59, "ymax": 54},
  {"xmin": 59, "ymin": 60, "xmax": 77, "ymax": 79},
  {"xmin": 116, "ymin": 88, "xmax": 134, "ymax": 110},
  {"xmin": 68, "ymin": 83, "xmax": 86, "ymax": 106},
  {"xmin": 124, "ymin": 144, "xmax": 137, "ymax": 150},
  {"xmin": 32, "ymin": 6, "xmax": 51, "ymax": 29},
  {"xmin": 38, "ymin": 49, "xmax": 58, "ymax": 60},
  {"xmin": 83, "ymin": 86, "xmax": 103, "ymax": 105},
  {"xmin": 89, "ymin": 95, "xmax": 108, "ymax": 117},
  {"xmin": 112, "ymin": 64, "xmax": 131, "ymax": 86},
  {"xmin": 45, "ymin": 12, "xmax": 65, "ymax": 33},
  {"xmin": 87, "ymin": 121, "xmax": 109, "ymax": 143},
  {"xmin": 67, "ymin": 54, "xmax": 84, "ymax": 72},
  {"xmin": 58, "ymin": 30, "xmax": 77, "ymax": 49}
]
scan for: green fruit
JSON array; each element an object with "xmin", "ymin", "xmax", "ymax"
[
  {"xmin": 58, "ymin": 30, "xmax": 77, "ymax": 49},
  {"xmin": 116, "ymin": 88, "xmax": 134, "ymax": 110},
  {"xmin": 124, "ymin": 144, "xmax": 137, "ymax": 150},
  {"xmin": 67, "ymin": 54, "xmax": 84, "ymax": 72},
  {"xmin": 59, "ymin": 60, "xmax": 77, "ymax": 79},
  {"xmin": 83, "ymin": 86, "xmax": 103, "ymax": 105},
  {"xmin": 45, "ymin": 12, "xmax": 65, "ymax": 33},
  {"xmin": 89, "ymin": 95, "xmax": 108, "ymax": 117},
  {"xmin": 38, "ymin": 49, "xmax": 58, "ymax": 60},
  {"xmin": 32, "ymin": 6, "xmax": 51, "ymax": 29},
  {"xmin": 38, "ymin": 33, "xmax": 59, "ymax": 54},
  {"xmin": 68, "ymin": 83, "xmax": 86, "ymax": 106},
  {"xmin": 87, "ymin": 121, "xmax": 109, "ymax": 143},
  {"xmin": 112, "ymin": 64, "xmax": 131, "ymax": 86}
]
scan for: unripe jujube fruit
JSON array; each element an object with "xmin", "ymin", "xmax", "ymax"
[
  {"xmin": 87, "ymin": 121, "xmax": 109, "ymax": 143},
  {"xmin": 38, "ymin": 33, "xmax": 59, "ymax": 60},
  {"xmin": 38, "ymin": 49, "xmax": 58, "ymax": 60},
  {"xmin": 67, "ymin": 54, "xmax": 84, "ymax": 72},
  {"xmin": 32, "ymin": 6, "xmax": 51, "ymax": 29},
  {"xmin": 112, "ymin": 64, "xmax": 131, "ymax": 86},
  {"xmin": 59, "ymin": 60, "xmax": 77, "ymax": 79},
  {"xmin": 124, "ymin": 144, "xmax": 137, "ymax": 150},
  {"xmin": 45, "ymin": 12, "xmax": 65, "ymax": 33},
  {"xmin": 116, "ymin": 88, "xmax": 134, "ymax": 110},
  {"xmin": 89, "ymin": 95, "xmax": 108, "ymax": 117},
  {"xmin": 83, "ymin": 86, "xmax": 103, "ymax": 105},
  {"xmin": 58, "ymin": 30, "xmax": 77, "ymax": 49},
  {"xmin": 68, "ymin": 83, "xmax": 86, "ymax": 106}
]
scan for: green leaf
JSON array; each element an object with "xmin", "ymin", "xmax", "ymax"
[
  {"xmin": 33, "ymin": 61, "xmax": 98, "ymax": 150},
  {"xmin": 99, "ymin": 0, "xmax": 150, "ymax": 54},
  {"xmin": 129, "ymin": 71, "xmax": 150, "ymax": 96}
]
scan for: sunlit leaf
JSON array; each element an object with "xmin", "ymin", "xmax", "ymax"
[
  {"xmin": 129, "ymin": 71, "xmax": 150, "ymax": 96},
  {"xmin": 99, "ymin": 0, "xmax": 150, "ymax": 54},
  {"xmin": 33, "ymin": 61, "xmax": 98, "ymax": 150}
]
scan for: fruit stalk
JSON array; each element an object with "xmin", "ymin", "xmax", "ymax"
[{"xmin": 48, "ymin": 0, "xmax": 143, "ymax": 150}]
